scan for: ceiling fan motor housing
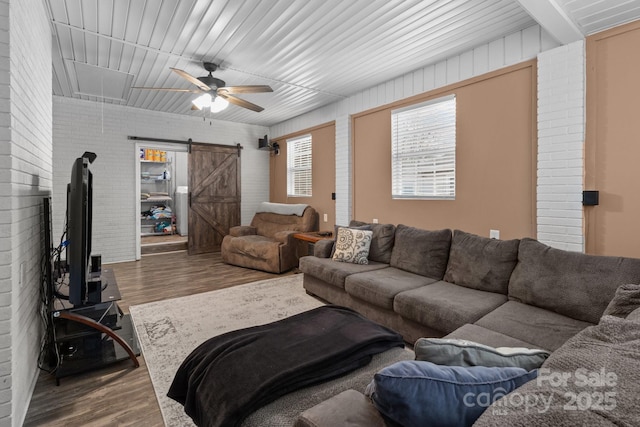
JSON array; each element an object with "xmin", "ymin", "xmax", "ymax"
[{"xmin": 198, "ymin": 75, "xmax": 226, "ymax": 90}]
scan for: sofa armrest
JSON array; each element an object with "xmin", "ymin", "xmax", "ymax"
[
  {"xmin": 314, "ymin": 239, "xmax": 334, "ymax": 258},
  {"xmin": 294, "ymin": 389, "xmax": 389, "ymax": 427},
  {"xmin": 273, "ymin": 230, "xmax": 296, "ymax": 244},
  {"xmin": 229, "ymin": 226, "xmax": 257, "ymax": 237}
]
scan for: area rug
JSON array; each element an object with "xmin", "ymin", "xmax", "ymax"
[{"xmin": 129, "ymin": 274, "xmax": 325, "ymax": 427}]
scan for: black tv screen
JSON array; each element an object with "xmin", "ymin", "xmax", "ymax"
[{"xmin": 66, "ymin": 156, "xmax": 93, "ymax": 306}]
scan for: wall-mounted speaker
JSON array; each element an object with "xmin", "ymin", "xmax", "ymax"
[
  {"xmin": 582, "ymin": 190, "xmax": 599, "ymax": 206},
  {"xmin": 258, "ymin": 135, "xmax": 270, "ymax": 150}
]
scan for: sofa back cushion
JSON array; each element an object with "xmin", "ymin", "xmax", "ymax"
[
  {"xmin": 389, "ymin": 225, "xmax": 451, "ymax": 279},
  {"xmin": 349, "ymin": 220, "xmax": 396, "ymax": 263},
  {"xmin": 250, "ymin": 206, "xmax": 318, "ymax": 238},
  {"xmin": 509, "ymin": 238, "xmax": 640, "ymax": 324},
  {"xmin": 443, "ymin": 230, "xmax": 520, "ymax": 294}
]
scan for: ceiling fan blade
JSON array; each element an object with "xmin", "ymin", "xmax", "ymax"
[
  {"xmin": 218, "ymin": 92, "xmax": 264, "ymax": 112},
  {"xmin": 170, "ymin": 67, "xmax": 211, "ymax": 91},
  {"xmin": 218, "ymin": 85, "xmax": 273, "ymax": 94},
  {"xmin": 132, "ymin": 87, "xmax": 202, "ymax": 93}
]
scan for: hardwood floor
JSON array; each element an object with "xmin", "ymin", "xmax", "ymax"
[{"xmin": 24, "ymin": 251, "xmax": 286, "ymax": 426}]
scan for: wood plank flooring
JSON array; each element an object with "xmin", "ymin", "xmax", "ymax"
[{"xmin": 24, "ymin": 251, "xmax": 287, "ymax": 426}]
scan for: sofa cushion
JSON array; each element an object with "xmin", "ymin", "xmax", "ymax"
[
  {"xmin": 474, "ymin": 301, "xmax": 593, "ymax": 352},
  {"xmin": 344, "ymin": 267, "xmax": 438, "ymax": 310},
  {"xmin": 330, "ymin": 224, "xmax": 372, "ymax": 258},
  {"xmin": 365, "ymin": 360, "xmax": 537, "ymax": 427},
  {"xmin": 332, "ymin": 228, "xmax": 373, "ymax": 264},
  {"xmin": 508, "ymin": 238, "xmax": 640, "ymax": 324},
  {"xmin": 389, "ymin": 225, "xmax": 451, "ymax": 279},
  {"xmin": 393, "ymin": 281, "xmax": 508, "ymax": 334},
  {"xmin": 350, "ymin": 221, "xmax": 396, "ymax": 263},
  {"xmin": 445, "ymin": 324, "xmax": 540, "ymax": 349},
  {"xmin": 602, "ymin": 283, "xmax": 640, "ymax": 319},
  {"xmin": 298, "ymin": 256, "xmax": 387, "ymax": 289},
  {"xmin": 414, "ymin": 338, "xmax": 549, "ymax": 371},
  {"xmin": 444, "ymin": 230, "xmax": 519, "ymax": 294}
]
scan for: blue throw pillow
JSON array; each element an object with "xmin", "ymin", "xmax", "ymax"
[{"xmin": 365, "ymin": 360, "xmax": 537, "ymax": 427}]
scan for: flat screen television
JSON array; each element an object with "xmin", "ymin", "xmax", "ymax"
[{"xmin": 66, "ymin": 155, "xmax": 93, "ymax": 307}]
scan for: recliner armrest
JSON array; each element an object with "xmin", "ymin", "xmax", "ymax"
[
  {"xmin": 229, "ymin": 225, "xmax": 257, "ymax": 237},
  {"xmin": 273, "ymin": 230, "xmax": 296, "ymax": 244}
]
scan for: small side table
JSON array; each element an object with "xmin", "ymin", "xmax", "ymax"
[{"xmin": 293, "ymin": 232, "xmax": 333, "ymax": 257}]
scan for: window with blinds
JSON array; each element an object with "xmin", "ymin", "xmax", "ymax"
[
  {"xmin": 391, "ymin": 95, "xmax": 456, "ymax": 199},
  {"xmin": 287, "ymin": 134, "xmax": 312, "ymax": 197}
]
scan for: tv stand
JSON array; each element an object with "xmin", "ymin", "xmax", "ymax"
[{"xmin": 50, "ymin": 269, "xmax": 140, "ymax": 385}]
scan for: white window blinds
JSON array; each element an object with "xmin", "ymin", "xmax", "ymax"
[
  {"xmin": 391, "ymin": 95, "xmax": 456, "ymax": 199},
  {"xmin": 287, "ymin": 134, "xmax": 312, "ymax": 197}
]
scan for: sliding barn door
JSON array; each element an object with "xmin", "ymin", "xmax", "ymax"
[{"xmin": 188, "ymin": 143, "xmax": 241, "ymax": 254}]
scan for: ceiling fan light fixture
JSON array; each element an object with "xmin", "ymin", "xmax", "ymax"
[
  {"xmin": 210, "ymin": 96, "xmax": 229, "ymax": 112},
  {"xmin": 192, "ymin": 93, "xmax": 212, "ymax": 110}
]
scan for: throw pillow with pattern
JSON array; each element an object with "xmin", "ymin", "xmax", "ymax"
[{"xmin": 332, "ymin": 227, "xmax": 373, "ymax": 264}]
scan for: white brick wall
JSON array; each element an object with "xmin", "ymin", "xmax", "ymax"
[
  {"xmin": 1, "ymin": 0, "xmax": 53, "ymax": 426},
  {"xmin": 271, "ymin": 25, "xmax": 560, "ymax": 226},
  {"xmin": 537, "ymin": 40, "xmax": 585, "ymax": 252},
  {"xmin": 53, "ymin": 97, "xmax": 269, "ymax": 263}
]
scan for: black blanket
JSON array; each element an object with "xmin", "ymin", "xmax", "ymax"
[{"xmin": 167, "ymin": 305, "xmax": 404, "ymax": 427}]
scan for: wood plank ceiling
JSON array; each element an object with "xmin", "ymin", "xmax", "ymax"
[{"xmin": 45, "ymin": 0, "xmax": 640, "ymax": 127}]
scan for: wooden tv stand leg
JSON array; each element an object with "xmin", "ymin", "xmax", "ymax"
[{"xmin": 54, "ymin": 310, "xmax": 140, "ymax": 368}]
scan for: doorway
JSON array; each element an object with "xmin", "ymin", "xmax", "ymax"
[{"xmin": 135, "ymin": 142, "xmax": 189, "ymax": 258}]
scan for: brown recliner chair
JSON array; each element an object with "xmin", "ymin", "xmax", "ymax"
[{"xmin": 221, "ymin": 204, "xmax": 319, "ymax": 273}]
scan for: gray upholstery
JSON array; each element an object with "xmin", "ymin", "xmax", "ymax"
[
  {"xmin": 344, "ymin": 267, "xmax": 437, "ymax": 310},
  {"xmin": 350, "ymin": 221, "xmax": 396, "ymax": 264},
  {"xmin": 443, "ymin": 229, "xmax": 519, "ymax": 294},
  {"xmin": 602, "ymin": 283, "xmax": 640, "ymax": 318},
  {"xmin": 474, "ymin": 301, "xmax": 593, "ymax": 351},
  {"xmin": 474, "ymin": 315, "xmax": 640, "ymax": 427},
  {"xmin": 444, "ymin": 324, "xmax": 539, "ymax": 349},
  {"xmin": 294, "ymin": 389, "xmax": 390, "ymax": 427},
  {"xmin": 389, "ymin": 225, "xmax": 451, "ymax": 279},
  {"xmin": 393, "ymin": 281, "xmax": 508, "ymax": 334},
  {"xmin": 509, "ymin": 238, "xmax": 640, "ymax": 324},
  {"xmin": 313, "ymin": 239, "xmax": 335, "ymax": 258},
  {"xmin": 627, "ymin": 306, "xmax": 640, "ymax": 322},
  {"xmin": 298, "ymin": 256, "xmax": 387, "ymax": 289}
]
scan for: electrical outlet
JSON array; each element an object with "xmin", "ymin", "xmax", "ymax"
[
  {"xmin": 372, "ymin": 218, "xmax": 379, "ymax": 224},
  {"xmin": 490, "ymin": 229, "xmax": 500, "ymax": 239},
  {"xmin": 323, "ymin": 213, "xmax": 328, "ymax": 222}
]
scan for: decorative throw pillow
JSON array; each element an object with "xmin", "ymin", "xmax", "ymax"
[
  {"xmin": 331, "ymin": 227, "xmax": 373, "ymax": 264},
  {"xmin": 414, "ymin": 338, "xmax": 550, "ymax": 371},
  {"xmin": 365, "ymin": 360, "xmax": 537, "ymax": 427},
  {"xmin": 330, "ymin": 224, "xmax": 372, "ymax": 258}
]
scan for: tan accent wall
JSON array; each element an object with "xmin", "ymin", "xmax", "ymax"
[
  {"xmin": 353, "ymin": 61, "xmax": 537, "ymax": 240},
  {"xmin": 586, "ymin": 20, "xmax": 640, "ymax": 257},
  {"xmin": 270, "ymin": 122, "xmax": 336, "ymax": 232}
]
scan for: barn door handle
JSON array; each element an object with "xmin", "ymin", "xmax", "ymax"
[{"xmin": 188, "ymin": 192, "xmax": 192, "ymax": 207}]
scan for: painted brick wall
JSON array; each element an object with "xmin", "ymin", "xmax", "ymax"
[
  {"xmin": 53, "ymin": 97, "xmax": 269, "ymax": 263},
  {"xmin": 536, "ymin": 41, "xmax": 585, "ymax": 252},
  {"xmin": 0, "ymin": 0, "xmax": 53, "ymax": 426},
  {"xmin": 271, "ymin": 25, "xmax": 560, "ymax": 227}
]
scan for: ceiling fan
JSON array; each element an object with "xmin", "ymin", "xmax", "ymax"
[{"xmin": 132, "ymin": 62, "xmax": 273, "ymax": 112}]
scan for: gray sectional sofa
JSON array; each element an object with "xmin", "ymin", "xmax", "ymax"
[
  {"xmin": 296, "ymin": 222, "xmax": 640, "ymax": 426},
  {"xmin": 300, "ymin": 222, "xmax": 640, "ymax": 351}
]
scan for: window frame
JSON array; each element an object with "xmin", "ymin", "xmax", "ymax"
[
  {"xmin": 286, "ymin": 134, "xmax": 313, "ymax": 197},
  {"xmin": 391, "ymin": 94, "xmax": 456, "ymax": 200}
]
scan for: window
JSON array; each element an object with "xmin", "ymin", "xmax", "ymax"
[
  {"xmin": 391, "ymin": 95, "xmax": 456, "ymax": 199},
  {"xmin": 287, "ymin": 134, "xmax": 312, "ymax": 197}
]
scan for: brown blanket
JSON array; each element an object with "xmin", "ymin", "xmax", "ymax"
[{"xmin": 167, "ymin": 305, "xmax": 404, "ymax": 427}]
